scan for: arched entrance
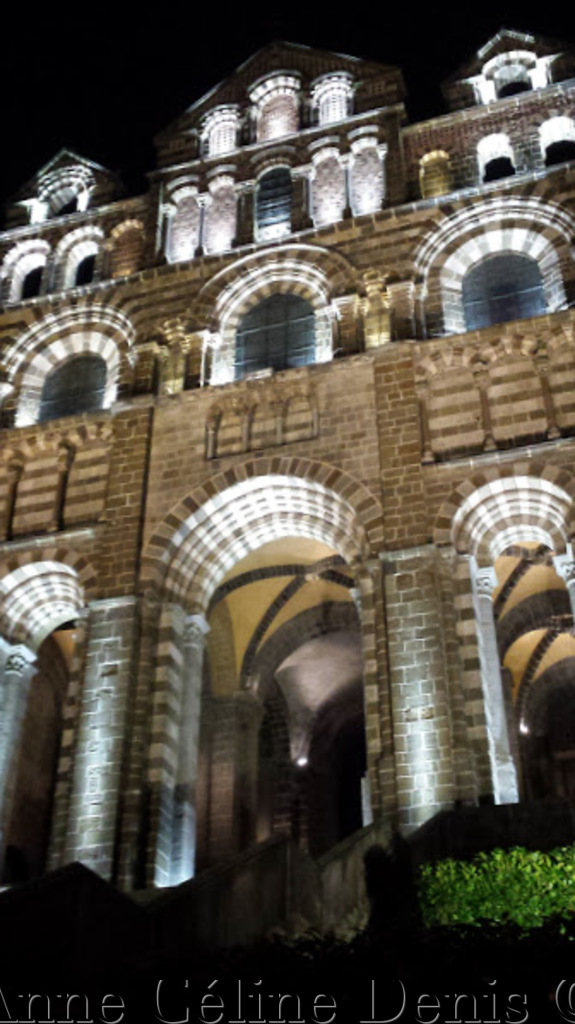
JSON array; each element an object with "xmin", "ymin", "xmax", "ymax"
[
  {"xmin": 440, "ymin": 467, "xmax": 575, "ymax": 806},
  {"xmin": 141, "ymin": 462, "xmax": 383, "ymax": 887},
  {"xmin": 0, "ymin": 558, "xmax": 86, "ymax": 881}
]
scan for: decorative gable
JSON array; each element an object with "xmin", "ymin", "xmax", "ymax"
[
  {"xmin": 154, "ymin": 42, "xmax": 405, "ymax": 168},
  {"xmin": 5, "ymin": 150, "xmax": 123, "ymax": 229},
  {"xmin": 442, "ymin": 29, "xmax": 575, "ymax": 111}
]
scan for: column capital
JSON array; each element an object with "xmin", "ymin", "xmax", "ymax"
[
  {"xmin": 554, "ymin": 553, "xmax": 575, "ymax": 586},
  {"xmin": 474, "ymin": 565, "xmax": 498, "ymax": 597},
  {"xmin": 184, "ymin": 613, "xmax": 210, "ymax": 645},
  {"xmin": 5, "ymin": 643, "xmax": 36, "ymax": 674}
]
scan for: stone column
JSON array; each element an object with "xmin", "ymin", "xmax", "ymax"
[
  {"xmin": 383, "ymin": 547, "xmax": 455, "ymax": 828},
  {"xmin": 361, "ymin": 270, "xmax": 390, "ymax": 350},
  {"xmin": 115, "ymin": 595, "xmax": 158, "ymax": 890},
  {"xmin": 160, "ymin": 202, "xmax": 176, "ymax": 261},
  {"xmin": 170, "ymin": 613, "xmax": 209, "ymax": 885},
  {"xmin": 356, "ymin": 560, "xmax": 392, "ymax": 822},
  {"xmin": 234, "ymin": 184, "xmax": 255, "ymax": 246},
  {"xmin": 291, "ymin": 169, "xmax": 313, "ymax": 232},
  {"xmin": 471, "ymin": 565, "xmax": 519, "ymax": 804},
  {"xmin": 0, "ymin": 640, "xmax": 37, "ymax": 866},
  {"xmin": 195, "ymin": 194, "xmax": 212, "ymax": 257},
  {"xmin": 204, "ymin": 691, "xmax": 262, "ymax": 865},
  {"xmin": 63, "ymin": 596, "xmax": 139, "ymax": 880}
]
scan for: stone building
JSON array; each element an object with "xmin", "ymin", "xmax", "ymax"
[{"xmin": 0, "ymin": 28, "xmax": 575, "ymax": 927}]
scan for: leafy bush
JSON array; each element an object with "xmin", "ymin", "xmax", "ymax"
[{"xmin": 418, "ymin": 845, "xmax": 575, "ymax": 929}]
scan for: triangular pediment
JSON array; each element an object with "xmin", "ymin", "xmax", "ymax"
[
  {"xmin": 12, "ymin": 148, "xmax": 116, "ymax": 200},
  {"xmin": 155, "ymin": 40, "xmax": 405, "ymax": 157},
  {"xmin": 4, "ymin": 148, "xmax": 123, "ymax": 227},
  {"xmin": 444, "ymin": 28, "xmax": 570, "ymax": 85}
]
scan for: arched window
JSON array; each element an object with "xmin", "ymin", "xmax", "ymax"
[
  {"xmin": 494, "ymin": 63, "xmax": 532, "ymax": 98},
  {"xmin": 312, "ymin": 73, "xmax": 353, "ymax": 126},
  {"xmin": 255, "ymin": 168, "xmax": 292, "ymax": 240},
  {"xmin": 20, "ymin": 265, "xmax": 44, "ymax": 300},
  {"xmin": 202, "ymin": 107, "xmax": 239, "ymax": 157},
  {"xmin": 484, "ymin": 156, "xmax": 515, "ymax": 182},
  {"xmin": 235, "ymin": 293, "xmax": 315, "ymax": 378},
  {"xmin": 540, "ymin": 117, "xmax": 575, "ymax": 167},
  {"xmin": 74, "ymin": 253, "xmax": 96, "ymax": 287},
  {"xmin": 39, "ymin": 353, "xmax": 107, "ymax": 422},
  {"xmin": 57, "ymin": 195, "xmax": 78, "ymax": 216},
  {"xmin": 462, "ymin": 254, "xmax": 546, "ymax": 330},
  {"xmin": 478, "ymin": 134, "xmax": 516, "ymax": 184},
  {"xmin": 546, "ymin": 140, "xmax": 575, "ymax": 166}
]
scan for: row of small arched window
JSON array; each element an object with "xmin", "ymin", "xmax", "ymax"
[
  {"xmin": 21, "ymin": 251, "xmax": 550, "ymax": 427},
  {"xmin": 421, "ymin": 117, "xmax": 575, "ymax": 198},
  {"xmin": 2, "ymin": 242, "xmax": 100, "ymax": 305}
]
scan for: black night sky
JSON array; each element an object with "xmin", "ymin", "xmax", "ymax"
[{"xmin": 1, "ymin": 5, "xmax": 574, "ymax": 205}]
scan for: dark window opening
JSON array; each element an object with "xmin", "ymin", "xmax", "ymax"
[
  {"xmin": 21, "ymin": 266, "xmax": 43, "ymax": 300},
  {"xmin": 39, "ymin": 353, "xmax": 107, "ymax": 422},
  {"xmin": 74, "ymin": 253, "xmax": 96, "ymax": 287},
  {"xmin": 463, "ymin": 253, "xmax": 547, "ymax": 331},
  {"xmin": 545, "ymin": 140, "xmax": 575, "ymax": 167},
  {"xmin": 497, "ymin": 79, "xmax": 531, "ymax": 99},
  {"xmin": 57, "ymin": 196, "xmax": 78, "ymax": 216},
  {"xmin": 483, "ymin": 156, "xmax": 515, "ymax": 182},
  {"xmin": 495, "ymin": 64, "xmax": 532, "ymax": 100},
  {"xmin": 256, "ymin": 167, "xmax": 292, "ymax": 233},
  {"xmin": 235, "ymin": 293, "xmax": 316, "ymax": 378}
]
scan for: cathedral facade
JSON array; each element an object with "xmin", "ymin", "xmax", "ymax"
[{"xmin": 0, "ymin": 29, "xmax": 574, "ymax": 908}]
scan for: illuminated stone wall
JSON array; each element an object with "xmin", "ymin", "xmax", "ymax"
[{"xmin": 0, "ymin": 34, "xmax": 573, "ymax": 907}]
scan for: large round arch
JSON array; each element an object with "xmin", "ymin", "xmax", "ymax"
[
  {"xmin": 142, "ymin": 457, "xmax": 381, "ymax": 611},
  {"xmin": 433, "ymin": 464, "xmax": 575, "ymax": 565},
  {"xmin": 5, "ymin": 304, "xmax": 136, "ymax": 426},
  {"xmin": 415, "ymin": 196, "xmax": 574, "ymax": 336},
  {"xmin": 0, "ymin": 549, "xmax": 96, "ymax": 649}
]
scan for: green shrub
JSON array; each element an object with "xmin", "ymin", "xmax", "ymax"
[{"xmin": 418, "ymin": 845, "xmax": 575, "ymax": 929}]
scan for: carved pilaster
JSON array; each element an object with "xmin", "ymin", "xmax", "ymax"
[
  {"xmin": 477, "ymin": 372, "xmax": 496, "ymax": 451},
  {"xmin": 361, "ymin": 269, "xmax": 390, "ymax": 349},
  {"xmin": 472, "ymin": 564, "xmax": 519, "ymax": 804},
  {"xmin": 4, "ymin": 460, "xmax": 24, "ymax": 541},
  {"xmin": 49, "ymin": 443, "xmax": 75, "ymax": 532},
  {"xmin": 416, "ymin": 387, "xmax": 434, "ymax": 464},
  {"xmin": 538, "ymin": 364, "xmax": 560, "ymax": 439}
]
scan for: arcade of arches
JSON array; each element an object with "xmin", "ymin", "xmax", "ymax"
[{"xmin": 3, "ymin": 470, "xmax": 575, "ymax": 890}]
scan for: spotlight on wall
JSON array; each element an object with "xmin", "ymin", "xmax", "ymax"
[
  {"xmin": 296, "ymin": 756, "xmax": 308, "ymax": 767},
  {"xmin": 519, "ymin": 720, "xmax": 529, "ymax": 735}
]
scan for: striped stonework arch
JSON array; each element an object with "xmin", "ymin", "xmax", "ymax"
[
  {"xmin": 53, "ymin": 225, "xmax": 105, "ymax": 291},
  {"xmin": 434, "ymin": 465, "xmax": 575, "ymax": 566},
  {"xmin": 38, "ymin": 165, "xmax": 94, "ymax": 217},
  {"xmin": 0, "ymin": 549, "xmax": 96, "ymax": 649},
  {"xmin": 142, "ymin": 457, "xmax": 382, "ymax": 611},
  {"xmin": 415, "ymin": 196, "xmax": 574, "ymax": 336},
  {"xmin": 195, "ymin": 244, "xmax": 357, "ymax": 384},
  {"xmin": 1, "ymin": 239, "xmax": 52, "ymax": 304},
  {"xmin": 6, "ymin": 305, "xmax": 136, "ymax": 427}
]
